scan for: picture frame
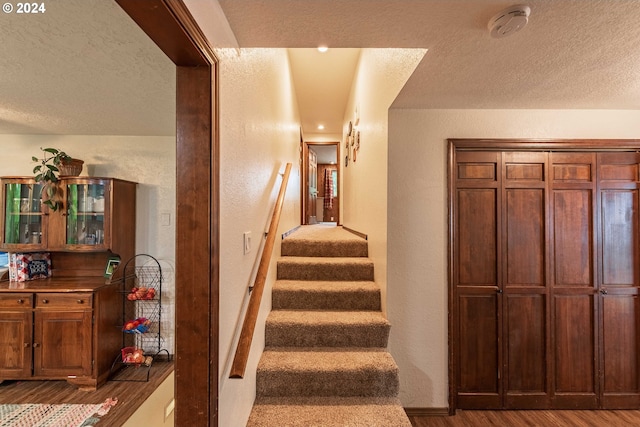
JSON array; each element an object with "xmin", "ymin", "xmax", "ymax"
[{"xmin": 104, "ymin": 256, "xmax": 121, "ymax": 278}]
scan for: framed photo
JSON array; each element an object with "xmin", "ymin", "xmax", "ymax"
[{"xmin": 104, "ymin": 256, "xmax": 121, "ymax": 278}]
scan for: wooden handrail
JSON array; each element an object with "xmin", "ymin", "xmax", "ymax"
[{"xmin": 229, "ymin": 163, "xmax": 292, "ymax": 378}]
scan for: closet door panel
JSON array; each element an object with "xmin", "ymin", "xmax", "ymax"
[
  {"xmin": 552, "ymin": 189, "xmax": 593, "ymax": 287},
  {"xmin": 550, "ymin": 152, "xmax": 597, "ymax": 408},
  {"xmin": 504, "ymin": 293, "xmax": 548, "ymax": 407},
  {"xmin": 598, "ymin": 152, "xmax": 640, "ymax": 408},
  {"xmin": 458, "ymin": 294, "xmax": 499, "ymax": 392},
  {"xmin": 552, "ymin": 294, "xmax": 597, "ymax": 408},
  {"xmin": 601, "ymin": 190, "xmax": 636, "ymax": 286},
  {"xmin": 457, "ymin": 189, "xmax": 497, "ymax": 285},
  {"xmin": 454, "ymin": 151, "xmax": 501, "ymax": 409},
  {"xmin": 505, "ymin": 188, "xmax": 545, "ymax": 286},
  {"xmin": 501, "ymin": 152, "xmax": 550, "ymax": 408},
  {"xmin": 601, "ymin": 294, "xmax": 639, "ymax": 407}
]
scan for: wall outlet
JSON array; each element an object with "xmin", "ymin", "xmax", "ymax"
[{"xmin": 243, "ymin": 231, "xmax": 251, "ymax": 254}]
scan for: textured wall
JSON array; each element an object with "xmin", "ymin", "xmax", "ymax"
[
  {"xmin": 215, "ymin": 48, "xmax": 301, "ymax": 427},
  {"xmin": 0, "ymin": 134, "xmax": 177, "ymax": 354},
  {"xmin": 340, "ymin": 48, "xmax": 425, "ymax": 314},
  {"xmin": 387, "ymin": 109, "xmax": 640, "ymax": 408}
]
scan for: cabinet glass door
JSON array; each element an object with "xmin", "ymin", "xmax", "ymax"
[
  {"xmin": 66, "ymin": 182, "xmax": 106, "ymax": 246},
  {"xmin": 3, "ymin": 182, "xmax": 44, "ymax": 245}
]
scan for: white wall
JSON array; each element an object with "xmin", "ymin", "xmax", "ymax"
[
  {"xmin": 341, "ymin": 49, "xmax": 425, "ymax": 312},
  {"xmin": 0, "ymin": 134, "xmax": 177, "ymax": 353},
  {"xmin": 216, "ymin": 48, "xmax": 301, "ymax": 427},
  {"xmin": 123, "ymin": 371, "xmax": 175, "ymax": 427},
  {"xmin": 387, "ymin": 109, "xmax": 640, "ymax": 408}
]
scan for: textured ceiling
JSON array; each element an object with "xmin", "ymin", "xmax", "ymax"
[
  {"xmin": 3, "ymin": 1, "xmax": 640, "ymax": 137},
  {"xmin": 0, "ymin": 0, "xmax": 175, "ymax": 135},
  {"xmin": 219, "ymin": 0, "xmax": 640, "ymax": 113}
]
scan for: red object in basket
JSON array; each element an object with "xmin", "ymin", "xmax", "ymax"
[{"xmin": 121, "ymin": 347, "xmax": 145, "ymax": 364}]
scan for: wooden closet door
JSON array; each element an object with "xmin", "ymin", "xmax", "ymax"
[
  {"xmin": 454, "ymin": 151, "xmax": 502, "ymax": 409},
  {"xmin": 452, "ymin": 142, "xmax": 640, "ymax": 411},
  {"xmin": 549, "ymin": 152, "xmax": 598, "ymax": 408},
  {"xmin": 597, "ymin": 152, "xmax": 640, "ymax": 408},
  {"xmin": 501, "ymin": 152, "xmax": 550, "ymax": 409}
]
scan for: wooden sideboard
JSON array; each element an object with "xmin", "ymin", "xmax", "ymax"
[{"xmin": 0, "ymin": 277, "xmax": 121, "ymax": 390}]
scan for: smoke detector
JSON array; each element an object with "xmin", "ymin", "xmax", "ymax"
[{"xmin": 488, "ymin": 5, "xmax": 531, "ymax": 38}]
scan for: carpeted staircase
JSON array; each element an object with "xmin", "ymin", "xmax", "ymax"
[{"xmin": 246, "ymin": 225, "xmax": 411, "ymax": 427}]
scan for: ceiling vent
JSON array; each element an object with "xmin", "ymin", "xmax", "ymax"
[{"xmin": 488, "ymin": 5, "xmax": 531, "ymax": 38}]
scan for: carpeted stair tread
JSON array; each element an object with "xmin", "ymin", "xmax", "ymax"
[
  {"xmin": 277, "ymin": 257, "xmax": 374, "ymax": 281},
  {"xmin": 247, "ymin": 396, "xmax": 412, "ymax": 427},
  {"xmin": 272, "ymin": 280, "xmax": 381, "ymax": 310},
  {"xmin": 266, "ymin": 310, "xmax": 390, "ymax": 347},
  {"xmin": 282, "ymin": 238, "xmax": 368, "ymax": 257},
  {"xmin": 282, "ymin": 225, "xmax": 368, "ymax": 258},
  {"xmin": 257, "ymin": 348, "xmax": 399, "ymax": 397}
]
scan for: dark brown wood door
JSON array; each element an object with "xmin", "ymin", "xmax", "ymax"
[
  {"xmin": 597, "ymin": 152, "xmax": 640, "ymax": 409},
  {"xmin": 0, "ymin": 310, "xmax": 32, "ymax": 379},
  {"xmin": 502, "ymin": 152, "xmax": 549, "ymax": 409},
  {"xmin": 454, "ymin": 151, "xmax": 502, "ymax": 409},
  {"xmin": 549, "ymin": 152, "xmax": 598, "ymax": 408},
  {"xmin": 452, "ymin": 146, "xmax": 640, "ymax": 410},
  {"xmin": 34, "ymin": 310, "xmax": 92, "ymax": 378}
]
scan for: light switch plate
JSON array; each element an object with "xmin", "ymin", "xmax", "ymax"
[{"xmin": 243, "ymin": 231, "xmax": 251, "ymax": 254}]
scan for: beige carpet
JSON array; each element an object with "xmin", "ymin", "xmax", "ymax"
[{"xmin": 247, "ymin": 225, "xmax": 411, "ymax": 427}]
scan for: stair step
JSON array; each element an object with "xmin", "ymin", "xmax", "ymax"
[
  {"xmin": 272, "ymin": 280, "xmax": 381, "ymax": 310},
  {"xmin": 281, "ymin": 238, "xmax": 368, "ymax": 257},
  {"xmin": 266, "ymin": 310, "xmax": 390, "ymax": 347},
  {"xmin": 282, "ymin": 225, "xmax": 368, "ymax": 258},
  {"xmin": 256, "ymin": 348, "xmax": 400, "ymax": 397},
  {"xmin": 247, "ymin": 396, "xmax": 412, "ymax": 427},
  {"xmin": 277, "ymin": 257, "xmax": 374, "ymax": 281}
]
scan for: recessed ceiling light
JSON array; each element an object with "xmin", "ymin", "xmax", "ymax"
[
  {"xmin": 317, "ymin": 46, "xmax": 329, "ymax": 53},
  {"xmin": 317, "ymin": 124, "xmax": 325, "ymax": 130}
]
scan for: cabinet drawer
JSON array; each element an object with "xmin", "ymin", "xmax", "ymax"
[
  {"xmin": 0, "ymin": 293, "xmax": 33, "ymax": 309},
  {"xmin": 35, "ymin": 293, "xmax": 92, "ymax": 309}
]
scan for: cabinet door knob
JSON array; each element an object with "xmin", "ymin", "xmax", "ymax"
[
  {"xmin": 77, "ymin": 299, "xmax": 84, "ymax": 304},
  {"xmin": 17, "ymin": 299, "xmax": 24, "ymax": 304},
  {"xmin": 24, "ymin": 343, "xmax": 30, "ymax": 348},
  {"xmin": 42, "ymin": 299, "xmax": 49, "ymax": 304},
  {"xmin": 33, "ymin": 343, "xmax": 39, "ymax": 347}
]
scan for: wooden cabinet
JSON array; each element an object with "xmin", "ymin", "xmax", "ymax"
[
  {"xmin": 33, "ymin": 293, "xmax": 93, "ymax": 378},
  {"xmin": 0, "ymin": 293, "xmax": 32, "ymax": 379},
  {"xmin": 0, "ymin": 280, "xmax": 121, "ymax": 390},
  {"xmin": 450, "ymin": 143, "xmax": 640, "ymax": 410},
  {"xmin": 0, "ymin": 176, "xmax": 136, "ymax": 390},
  {"xmin": 1, "ymin": 177, "xmax": 136, "ymax": 261}
]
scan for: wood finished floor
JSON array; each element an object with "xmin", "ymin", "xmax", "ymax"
[
  {"xmin": 0, "ymin": 361, "xmax": 173, "ymax": 426},
  {"xmin": 409, "ymin": 410, "xmax": 640, "ymax": 427}
]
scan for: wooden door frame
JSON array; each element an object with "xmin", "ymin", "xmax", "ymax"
[
  {"xmin": 301, "ymin": 141, "xmax": 341, "ymax": 225},
  {"xmin": 448, "ymin": 138, "xmax": 640, "ymax": 413},
  {"xmin": 115, "ymin": 1, "xmax": 219, "ymax": 426}
]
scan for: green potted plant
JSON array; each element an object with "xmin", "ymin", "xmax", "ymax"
[{"xmin": 32, "ymin": 148, "xmax": 84, "ymax": 211}]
